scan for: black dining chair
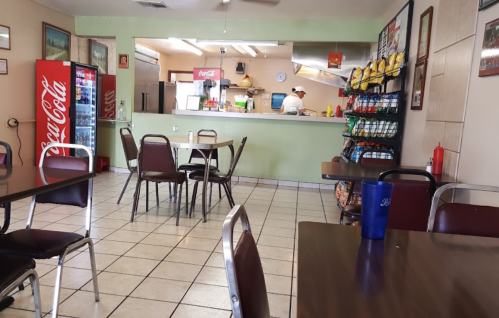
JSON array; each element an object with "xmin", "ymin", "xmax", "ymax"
[
  {"xmin": 222, "ymin": 204, "xmax": 270, "ymax": 318},
  {"xmin": 178, "ymin": 129, "xmax": 221, "ymax": 206},
  {"xmin": 131, "ymin": 134, "xmax": 188, "ymax": 225},
  {"xmin": 189, "ymin": 137, "xmax": 247, "ymax": 213},
  {"xmin": 0, "ymin": 143, "xmax": 99, "ymax": 318},
  {"xmin": 0, "ymin": 255, "xmax": 42, "ymax": 317},
  {"xmin": 0, "ymin": 141, "xmax": 12, "ymax": 235},
  {"xmin": 427, "ymin": 183, "xmax": 499, "ymax": 238}
]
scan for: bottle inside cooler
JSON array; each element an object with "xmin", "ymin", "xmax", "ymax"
[{"xmin": 75, "ymin": 66, "xmax": 97, "ymax": 158}]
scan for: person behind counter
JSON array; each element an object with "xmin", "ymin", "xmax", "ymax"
[
  {"xmin": 246, "ymin": 89, "xmax": 256, "ymax": 111},
  {"xmin": 281, "ymin": 86, "xmax": 307, "ymax": 115}
]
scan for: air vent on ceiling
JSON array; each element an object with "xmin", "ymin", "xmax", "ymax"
[{"xmin": 133, "ymin": 0, "xmax": 169, "ymax": 9}]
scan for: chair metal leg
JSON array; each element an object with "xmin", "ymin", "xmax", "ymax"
[
  {"xmin": 51, "ymin": 256, "xmax": 66, "ymax": 318},
  {"xmin": 18, "ymin": 283, "xmax": 25, "ymax": 291},
  {"xmin": 131, "ymin": 180, "xmax": 142, "ymax": 222},
  {"xmin": 29, "ymin": 273, "xmax": 42, "ymax": 318},
  {"xmin": 190, "ymin": 181, "xmax": 199, "ymax": 217},
  {"xmin": 117, "ymin": 171, "xmax": 134, "ymax": 204},
  {"xmin": 87, "ymin": 240, "xmax": 100, "ymax": 302},
  {"xmin": 218, "ymin": 184, "xmax": 222, "ymax": 199},
  {"xmin": 174, "ymin": 182, "xmax": 178, "ymax": 203},
  {"xmin": 176, "ymin": 182, "xmax": 183, "ymax": 226},
  {"xmin": 185, "ymin": 179, "xmax": 189, "ymax": 215},
  {"xmin": 169, "ymin": 183, "xmax": 172, "ymax": 201},
  {"xmin": 209, "ymin": 183, "xmax": 213, "ymax": 206},
  {"xmin": 222, "ymin": 183, "xmax": 235, "ymax": 208},
  {"xmin": 0, "ymin": 203, "xmax": 11, "ymax": 234},
  {"xmin": 156, "ymin": 183, "xmax": 159, "ymax": 207},
  {"xmin": 339, "ymin": 211, "xmax": 344, "ymax": 225},
  {"xmin": 146, "ymin": 181, "xmax": 149, "ymax": 211}
]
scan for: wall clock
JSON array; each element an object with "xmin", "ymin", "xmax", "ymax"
[{"xmin": 276, "ymin": 71, "xmax": 287, "ymax": 82}]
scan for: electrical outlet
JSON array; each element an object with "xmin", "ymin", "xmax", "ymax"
[
  {"xmin": 173, "ymin": 126, "xmax": 179, "ymax": 132},
  {"xmin": 263, "ymin": 102, "xmax": 270, "ymax": 107}
]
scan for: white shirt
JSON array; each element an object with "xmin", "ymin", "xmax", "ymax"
[{"xmin": 281, "ymin": 94, "xmax": 304, "ymax": 113}]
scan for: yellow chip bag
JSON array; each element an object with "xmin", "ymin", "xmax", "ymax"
[
  {"xmin": 351, "ymin": 67, "xmax": 362, "ymax": 90},
  {"xmin": 369, "ymin": 60, "xmax": 378, "ymax": 84},
  {"xmin": 392, "ymin": 52, "xmax": 404, "ymax": 77},
  {"xmin": 360, "ymin": 65, "xmax": 370, "ymax": 91},
  {"xmin": 377, "ymin": 58, "xmax": 386, "ymax": 84},
  {"xmin": 385, "ymin": 51, "xmax": 397, "ymax": 76}
]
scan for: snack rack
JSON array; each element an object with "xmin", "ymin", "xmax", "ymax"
[
  {"xmin": 340, "ymin": 0, "xmax": 414, "ymax": 165},
  {"xmin": 335, "ymin": 0, "xmax": 414, "ymax": 216}
]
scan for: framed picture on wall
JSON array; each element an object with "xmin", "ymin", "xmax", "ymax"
[
  {"xmin": 479, "ymin": 0, "xmax": 499, "ymax": 10},
  {"xmin": 0, "ymin": 59, "xmax": 7, "ymax": 75},
  {"xmin": 411, "ymin": 59, "xmax": 427, "ymax": 110},
  {"xmin": 89, "ymin": 40, "xmax": 108, "ymax": 75},
  {"xmin": 42, "ymin": 22, "xmax": 71, "ymax": 60},
  {"xmin": 0, "ymin": 25, "xmax": 10, "ymax": 50},
  {"xmin": 479, "ymin": 18, "xmax": 499, "ymax": 76},
  {"xmin": 118, "ymin": 53, "xmax": 129, "ymax": 69},
  {"xmin": 417, "ymin": 7, "xmax": 433, "ymax": 60}
]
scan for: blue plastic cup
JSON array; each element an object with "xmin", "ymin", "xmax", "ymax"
[{"xmin": 361, "ymin": 181, "xmax": 394, "ymax": 240}]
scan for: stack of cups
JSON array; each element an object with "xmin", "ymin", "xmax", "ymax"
[{"xmin": 360, "ymin": 181, "xmax": 394, "ymax": 240}]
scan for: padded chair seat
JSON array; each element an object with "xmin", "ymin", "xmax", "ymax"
[
  {"xmin": 189, "ymin": 170, "xmax": 229, "ymax": 183},
  {"xmin": 434, "ymin": 203, "xmax": 499, "ymax": 238},
  {"xmin": 142, "ymin": 171, "xmax": 186, "ymax": 183},
  {"xmin": 0, "ymin": 229, "xmax": 84, "ymax": 259},
  {"xmin": 0, "ymin": 254, "xmax": 36, "ymax": 292},
  {"xmin": 178, "ymin": 163, "xmax": 218, "ymax": 172}
]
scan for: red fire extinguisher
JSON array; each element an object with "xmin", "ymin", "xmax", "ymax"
[{"xmin": 432, "ymin": 143, "xmax": 444, "ymax": 175}]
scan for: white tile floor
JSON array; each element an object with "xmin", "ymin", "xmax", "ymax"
[{"xmin": 1, "ymin": 172, "xmax": 341, "ymax": 318}]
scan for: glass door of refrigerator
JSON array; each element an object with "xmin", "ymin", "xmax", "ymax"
[{"xmin": 75, "ymin": 66, "xmax": 97, "ymax": 158}]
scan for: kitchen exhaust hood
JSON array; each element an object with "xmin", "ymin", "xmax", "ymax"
[{"xmin": 292, "ymin": 42, "xmax": 374, "ymax": 88}]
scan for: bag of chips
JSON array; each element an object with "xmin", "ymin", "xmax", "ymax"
[
  {"xmin": 385, "ymin": 51, "xmax": 397, "ymax": 76},
  {"xmin": 377, "ymin": 57, "xmax": 386, "ymax": 84},
  {"xmin": 367, "ymin": 94, "xmax": 378, "ymax": 113},
  {"xmin": 392, "ymin": 52, "xmax": 404, "ymax": 77},
  {"xmin": 351, "ymin": 67, "xmax": 362, "ymax": 90},
  {"xmin": 368, "ymin": 119, "xmax": 378, "ymax": 137},
  {"xmin": 347, "ymin": 95, "xmax": 355, "ymax": 110},
  {"xmin": 386, "ymin": 122, "xmax": 398, "ymax": 138},
  {"xmin": 369, "ymin": 60, "xmax": 378, "ymax": 84},
  {"xmin": 376, "ymin": 94, "xmax": 391, "ymax": 113},
  {"xmin": 360, "ymin": 65, "xmax": 370, "ymax": 91},
  {"xmin": 389, "ymin": 92, "xmax": 399, "ymax": 114},
  {"xmin": 376, "ymin": 120, "xmax": 386, "ymax": 137},
  {"xmin": 360, "ymin": 95, "xmax": 369, "ymax": 113}
]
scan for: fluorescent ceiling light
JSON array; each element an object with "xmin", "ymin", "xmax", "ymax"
[
  {"xmin": 196, "ymin": 40, "xmax": 278, "ymax": 47},
  {"xmin": 185, "ymin": 39, "xmax": 205, "ymax": 49},
  {"xmin": 167, "ymin": 38, "xmax": 203, "ymax": 56},
  {"xmin": 135, "ymin": 43, "xmax": 159, "ymax": 57},
  {"xmin": 231, "ymin": 45, "xmax": 246, "ymax": 55},
  {"xmin": 240, "ymin": 45, "xmax": 257, "ymax": 57}
]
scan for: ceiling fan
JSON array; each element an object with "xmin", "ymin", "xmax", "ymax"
[{"xmin": 214, "ymin": 0, "xmax": 280, "ymax": 11}]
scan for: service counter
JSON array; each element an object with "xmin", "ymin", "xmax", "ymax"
[{"xmin": 116, "ymin": 111, "xmax": 346, "ymax": 184}]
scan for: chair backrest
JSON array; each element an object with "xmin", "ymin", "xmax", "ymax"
[
  {"xmin": 31, "ymin": 143, "xmax": 94, "ymax": 237},
  {"xmin": 359, "ymin": 149, "xmax": 396, "ymax": 166},
  {"xmin": 139, "ymin": 135, "xmax": 178, "ymax": 179},
  {"xmin": 189, "ymin": 129, "xmax": 219, "ymax": 162},
  {"xmin": 120, "ymin": 128, "xmax": 138, "ymax": 170},
  {"xmin": 427, "ymin": 183, "xmax": 499, "ymax": 238},
  {"xmin": 378, "ymin": 169, "xmax": 436, "ymax": 232},
  {"xmin": 223, "ymin": 205, "xmax": 270, "ymax": 318},
  {"xmin": 227, "ymin": 137, "xmax": 248, "ymax": 178},
  {"xmin": 35, "ymin": 144, "xmax": 93, "ymax": 208},
  {"xmin": 0, "ymin": 141, "xmax": 12, "ymax": 165}
]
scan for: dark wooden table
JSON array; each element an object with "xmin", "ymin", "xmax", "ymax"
[
  {"xmin": 297, "ymin": 222, "xmax": 499, "ymax": 318},
  {"xmin": 322, "ymin": 161, "xmax": 456, "ymax": 186},
  {"xmin": 0, "ymin": 164, "xmax": 93, "ymax": 311}
]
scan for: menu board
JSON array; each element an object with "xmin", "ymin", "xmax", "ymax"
[{"xmin": 378, "ymin": 2, "xmax": 411, "ymax": 59}]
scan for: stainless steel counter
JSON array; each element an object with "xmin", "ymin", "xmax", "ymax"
[{"xmin": 172, "ymin": 109, "xmax": 347, "ymax": 124}]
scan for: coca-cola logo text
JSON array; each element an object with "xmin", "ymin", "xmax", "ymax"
[
  {"xmin": 103, "ymin": 90, "xmax": 116, "ymax": 118},
  {"xmin": 40, "ymin": 75, "xmax": 67, "ymax": 156},
  {"xmin": 198, "ymin": 70, "xmax": 216, "ymax": 77}
]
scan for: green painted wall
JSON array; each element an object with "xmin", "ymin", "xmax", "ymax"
[
  {"xmin": 77, "ymin": 16, "xmax": 383, "ymax": 175},
  {"xmin": 132, "ymin": 113, "xmax": 344, "ymax": 184}
]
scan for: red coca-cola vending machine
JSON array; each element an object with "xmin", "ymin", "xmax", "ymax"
[
  {"xmin": 35, "ymin": 60, "xmax": 99, "ymax": 163},
  {"xmin": 99, "ymin": 75, "xmax": 116, "ymax": 118}
]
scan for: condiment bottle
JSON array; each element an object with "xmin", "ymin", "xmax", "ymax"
[
  {"xmin": 335, "ymin": 105, "xmax": 342, "ymax": 118},
  {"xmin": 432, "ymin": 143, "xmax": 444, "ymax": 175},
  {"xmin": 326, "ymin": 105, "xmax": 332, "ymax": 117}
]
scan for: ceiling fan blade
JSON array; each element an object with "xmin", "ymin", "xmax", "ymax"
[{"xmin": 241, "ymin": 0, "xmax": 280, "ymax": 6}]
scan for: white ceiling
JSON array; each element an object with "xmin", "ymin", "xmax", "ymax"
[
  {"xmin": 32, "ymin": 0, "xmax": 397, "ymax": 20},
  {"xmin": 136, "ymin": 38, "xmax": 293, "ymax": 58}
]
